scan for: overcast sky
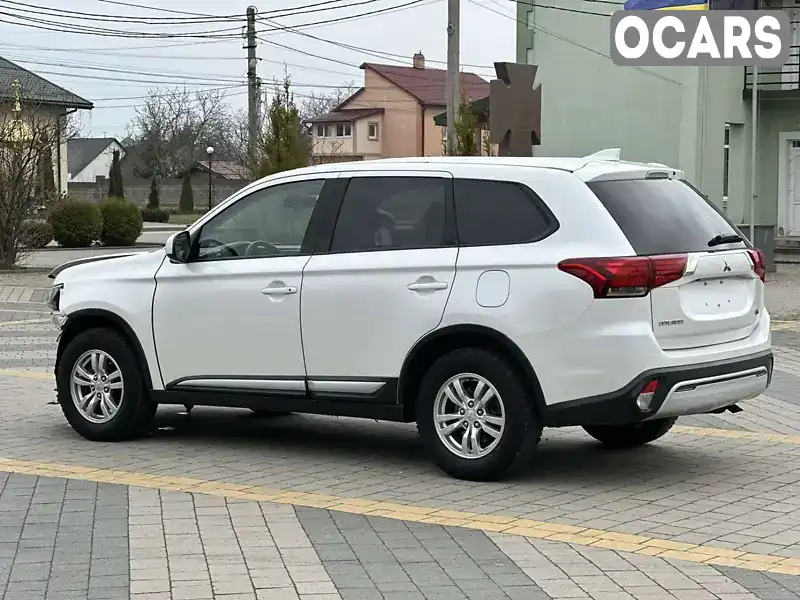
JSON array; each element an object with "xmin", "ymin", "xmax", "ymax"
[{"xmin": 0, "ymin": 0, "xmax": 519, "ymax": 138}]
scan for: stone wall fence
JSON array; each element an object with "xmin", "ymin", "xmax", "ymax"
[{"xmin": 68, "ymin": 175, "xmax": 252, "ymax": 211}]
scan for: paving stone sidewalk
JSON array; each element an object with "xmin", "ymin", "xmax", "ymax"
[{"xmin": 2, "ymin": 472, "xmax": 798, "ymax": 600}]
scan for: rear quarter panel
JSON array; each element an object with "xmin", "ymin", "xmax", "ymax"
[{"xmin": 442, "ymin": 167, "xmax": 639, "ymax": 405}]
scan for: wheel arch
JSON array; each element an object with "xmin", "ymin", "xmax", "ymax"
[
  {"xmin": 398, "ymin": 324, "xmax": 546, "ymax": 422},
  {"xmin": 56, "ymin": 309, "xmax": 154, "ymax": 391}
]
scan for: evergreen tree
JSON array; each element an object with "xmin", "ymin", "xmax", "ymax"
[
  {"xmin": 179, "ymin": 171, "xmax": 194, "ymax": 214},
  {"xmin": 444, "ymin": 82, "xmax": 480, "ymax": 157},
  {"xmin": 108, "ymin": 149, "xmax": 124, "ymax": 198},
  {"xmin": 147, "ymin": 176, "xmax": 160, "ymax": 209},
  {"xmin": 257, "ymin": 75, "xmax": 308, "ymax": 178}
]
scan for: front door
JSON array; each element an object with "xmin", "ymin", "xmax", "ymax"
[
  {"xmin": 788, "ymin": 141, "xmax": 800, "ymax": 235},
  {"xmin": 300, "ymin": 172, "xmax": 457, "ymax": 397},
  {"xmin": 152, "ymin": 176, "xmax": 333, "ymax": 394}
]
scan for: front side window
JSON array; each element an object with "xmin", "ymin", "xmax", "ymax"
[
  {"xmin": 316, "ymin": 124, "xmax": 326, "ymax": 137},
  {"xmin": 368, "ymin": 122, "xmax": 379, "ymax": 140},
  {"xmin": 195, "ymin": 179, "xmax": 325, "ymax": 261},
  {"xmin": 330, "ymin": 177, "xmax": 448, "ymax": 253},
  {"xmin": 335, "ymin": 123, "xmax": 352, "ymax": 137}
]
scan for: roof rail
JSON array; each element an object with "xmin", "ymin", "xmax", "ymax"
[{"xmin": 582, "ymin": 148, "xmax": 621, "ymax": 162}]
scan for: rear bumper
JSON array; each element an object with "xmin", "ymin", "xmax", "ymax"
[{"xmin": 543, "ymin": 349, "xmax": 773, "ymax": 427}]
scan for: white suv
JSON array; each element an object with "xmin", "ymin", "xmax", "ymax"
[{"xmin": 48, "ymin": 151, "xmax": 773, "ymax": 481}]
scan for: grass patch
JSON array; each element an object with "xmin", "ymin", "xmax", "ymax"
[{"xmin": 170, "ymin": 213, "xmax": 204, "ymax": 225}]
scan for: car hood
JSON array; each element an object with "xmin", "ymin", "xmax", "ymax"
[{"xmin": 49, "ymin": 248, "xmax": 165, "ymax": 282}]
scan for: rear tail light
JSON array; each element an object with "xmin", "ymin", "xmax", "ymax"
[
  {"xmin": 637, "ymin": 379, "xmax": 659, "ymax": 412},
  {"xmin": 748, "ymin": 248, "xmax": 766, "ymax": 282},
  {"xmin": 557, "ymin": 255, "xmax": 687, "ymax": 298}
]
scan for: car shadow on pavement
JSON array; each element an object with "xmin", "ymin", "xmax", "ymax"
[{"xmin": 128, "ymin": 406, "xmax": 718, "ymax": 484}]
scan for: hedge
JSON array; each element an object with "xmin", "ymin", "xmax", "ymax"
[
  {"xmin": 140, "ymin": 207, "xmax": 170, "ymax": 223},
  {"xmin": 48, "ymin": 200, "xmax": 103, "ymax": 248},
  {"xmin": 99, "ymin": 197, "xmax": 143, "ymax": 247}
]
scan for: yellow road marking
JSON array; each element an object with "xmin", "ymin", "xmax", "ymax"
[
  {"xmin": 0, "ymin": 318, "xmax": 50, "ymax": 326},
  {"xmin": 0, "ymin": 457, "xmax": 798, "ymax": 575},
  {"xmin": 0, "ymin": 369, "xmax": 52, "ymax": 380}
]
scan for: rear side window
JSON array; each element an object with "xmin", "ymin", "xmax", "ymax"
[
  {"xmin": 587, "ymin": 178, "xmax": 747, "ymax": 255},
  {"xmin": 454, "ymin": 179, "xmax": 557, "ymax": 246}
]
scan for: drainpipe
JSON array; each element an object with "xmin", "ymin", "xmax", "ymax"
[{"xmin": 420, "ymin": 103, "xmax": 425, "ymax": 156}]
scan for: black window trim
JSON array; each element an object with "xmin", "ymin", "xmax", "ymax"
[
  {"xmin": 186, "ymin": 177, "xmax": 337, "ymax": 264},
  {"xmin": 452, "ymin": 177, "xmax": 560, "ymax": 248},
  {"xmin": 313, "ymin": 174, "xmax": 457, "ymax": 255}
]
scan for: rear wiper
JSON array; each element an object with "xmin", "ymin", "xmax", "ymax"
[{"xmin": 708, "ymin": 233, "xmax": 743, "ymax": 247}]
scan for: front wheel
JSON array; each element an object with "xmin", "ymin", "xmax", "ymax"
[
  {"xmin": 583, "ymin": 418, "xmax": 677, "ymax": 449},
  {"xmin": 57, "ymin": 327, "xmax": 156, "ymax": 441},
  {"xmin": 416, "ymin": 348, "xmax": 542, "ymax": 482}
]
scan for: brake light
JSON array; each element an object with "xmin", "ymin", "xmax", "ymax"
[
  {"xmin": 748, "ymin": 248, "xmax": 766, "ymax": 282},
  {"xmin": 557, "ymin": 255, "xmax": 687, "ymax": 298}
]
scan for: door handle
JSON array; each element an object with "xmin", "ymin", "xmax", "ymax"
[
  {"xmin": 261, "ymin": 286, "xmax": 297, "ymax": 296},
  {"xmin": 408, "ymin": 281, "xmax": 449, "ymax": 292}
]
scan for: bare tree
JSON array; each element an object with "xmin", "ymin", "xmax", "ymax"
[
  {"xmin": 126, "ymin": 87, "xmax": 238, "ymax": 179},
  {"xmin": 299, "ymin": 82, "xmax": 357, "ymax": 128},
  {"xmin": 0, "ymin": 106, "xmax": 78, "ymax": 269}
]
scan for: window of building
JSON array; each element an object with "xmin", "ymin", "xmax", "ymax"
[
  {"xmin": 368, "ymin": 122, "xmax": 379, "ymax": 140},
  {"xmin": 335, "ymin": 123, "xmax": 352, "ymax": 138},
  {"xmin": 316, "ymin": 124, "xmax": 327, "ymax": 138},
  {"xmin": 453, "ymin": 179, "xmax": 557, "ymax": 246},
  {"xmin": 722, "ymin": 124, "xmax": 730, "ymax": 212},
  {"xmin": 330, "ymin": 177, "xmax": 448, "ymax": 253}
]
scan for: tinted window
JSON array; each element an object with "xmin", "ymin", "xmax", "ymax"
[
  {"xmin": 454, "ymin": 179, "xmax": 555, "ymax": 246},
  {"xmin": 196, "ymin": 179, "xmax": 324, "ymax": 261},
  {"xmin": 587, "ymin": 178, "xmax": 746, "ymax": 255},
  {"xmin": 330, "ymin": 177, "xmax": 447, "ymax": 252}
]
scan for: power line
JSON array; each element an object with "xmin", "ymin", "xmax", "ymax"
[{"xmin": 473, "ymin": 0, "xmax": 681, "ymax": 84}]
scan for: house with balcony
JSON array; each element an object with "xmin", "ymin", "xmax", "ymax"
[
  {"xmin": 517, "ymin": 0, "xmax": 800, "ymax": 262},
  {"xmin": 307, "ymin": 52, "xmax": 490, "ymax": 162}
]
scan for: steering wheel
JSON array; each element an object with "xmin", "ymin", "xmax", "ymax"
[
  {"xmin": 245, "ymin": 240, "xmax": 281, "ymax": 257},
  {"xmin": 199, "ymin": 237, "xmax": 237, "ymax": 257}
]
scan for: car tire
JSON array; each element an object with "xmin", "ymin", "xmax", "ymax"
[
  {"xmin": 416, "ymin": 348, "xmax": 542, "ymax": 482},
  {"xmin": 583, "ymin": 418, "xmax": 677, "ymax": 449},
  {"xmin": 57, "ymin": 327, "xmax": 157, "ymax": 442}
]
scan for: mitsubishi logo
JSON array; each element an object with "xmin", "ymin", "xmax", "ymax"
[{"xmin": 723, "ymin": 261, "xmax": 731, "ymax": 273}]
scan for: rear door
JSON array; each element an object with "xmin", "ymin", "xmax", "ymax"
[{"xmin": 587, "ymin": 176, "xmax": 762, "ymax": 351}]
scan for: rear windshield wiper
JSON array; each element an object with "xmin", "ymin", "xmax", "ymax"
[{"xmin": 708, "ymin": 233, "xmax": 743, "ymax": 247}]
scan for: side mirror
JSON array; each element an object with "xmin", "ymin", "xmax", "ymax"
[{"xmin": 166, "ymin": 231, "xmax": 191, "ymax": 263}]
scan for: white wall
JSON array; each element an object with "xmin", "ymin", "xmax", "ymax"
[{"xmin": 68, "ymin": 141, "xmax": 124, "ymax": 184}]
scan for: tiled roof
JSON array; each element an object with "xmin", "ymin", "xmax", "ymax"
[
  {"xmin": 307, "ymin": 108, "xmax": 384, "ymax": 123},
  {"xmin": 195, "ymin": 160, "xmax": 250, "ymax": 180},
  {"xmin": 361, "ymin": 63, "xmax": 489, "ymax": 106},
  {"xmin": 68, "ymin": 138, "xmax": 120, "ymax": 178},
  {"xmin": 0, "ymin": 57, "xmax": 93, "ymax": 109}
]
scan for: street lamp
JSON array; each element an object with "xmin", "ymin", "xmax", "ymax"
[{"xmin": 206, "ymin": 145, "xmax": 215, "ymax": 211}]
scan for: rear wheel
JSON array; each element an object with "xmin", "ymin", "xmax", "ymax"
[
  {"xmin": 57, "ymin": 327, "xmax": 156, "ymax": 441},
  {"xmin": 416, "ymin": 348, "xmax": 542, "ymax": 481},
  {"xmin": 583, "ymin": 418, "xmax": 677, "ymax": 449}
]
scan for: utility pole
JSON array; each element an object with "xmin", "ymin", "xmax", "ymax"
[
  {"xmin": 445, "ymin": 0, "xmax": 460, "ymax": 154},
  {"xmin": 246, "ymin": 6, "xmax": 259, "ymax": 164}
]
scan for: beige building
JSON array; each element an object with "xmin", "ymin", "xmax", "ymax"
[
  {"xmin": 308, "ymin": 52, "xmax": 490, "ymax": 162},
  {"xmin": 0, "ymin": 56, "xmax": 93, "ymax": 195}
]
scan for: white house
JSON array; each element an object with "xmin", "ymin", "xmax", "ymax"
[{"xmin": 67, "ymin": 137, "xmax": 125, "ymax": 184}]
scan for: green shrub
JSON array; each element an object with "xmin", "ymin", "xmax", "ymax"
[
  {"xmin": 48, "ymin": 200, "xmax": 103, "ymax": 248},
  {"xmin": 99, "ymin": 198, "xmax": 143, "ymax": 247},
  {"xmin": 148, "ymin": 176, "xmax": 160, "ymax": 209},
  {"xmin": 21, "ymin": 220, "xmax": 54, "ymax": 248},
  {"xmin": 140, "ymin": 207, "xmax": 170, "ymax": 223},
  {"xmin": 179, "ymin": 172, "xmax": 194, "ymax": 214}
]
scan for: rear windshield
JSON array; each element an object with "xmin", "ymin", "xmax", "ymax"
[{"xmin": 587, "ymin": 178, "xmax": 748, "ymax": 255}]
